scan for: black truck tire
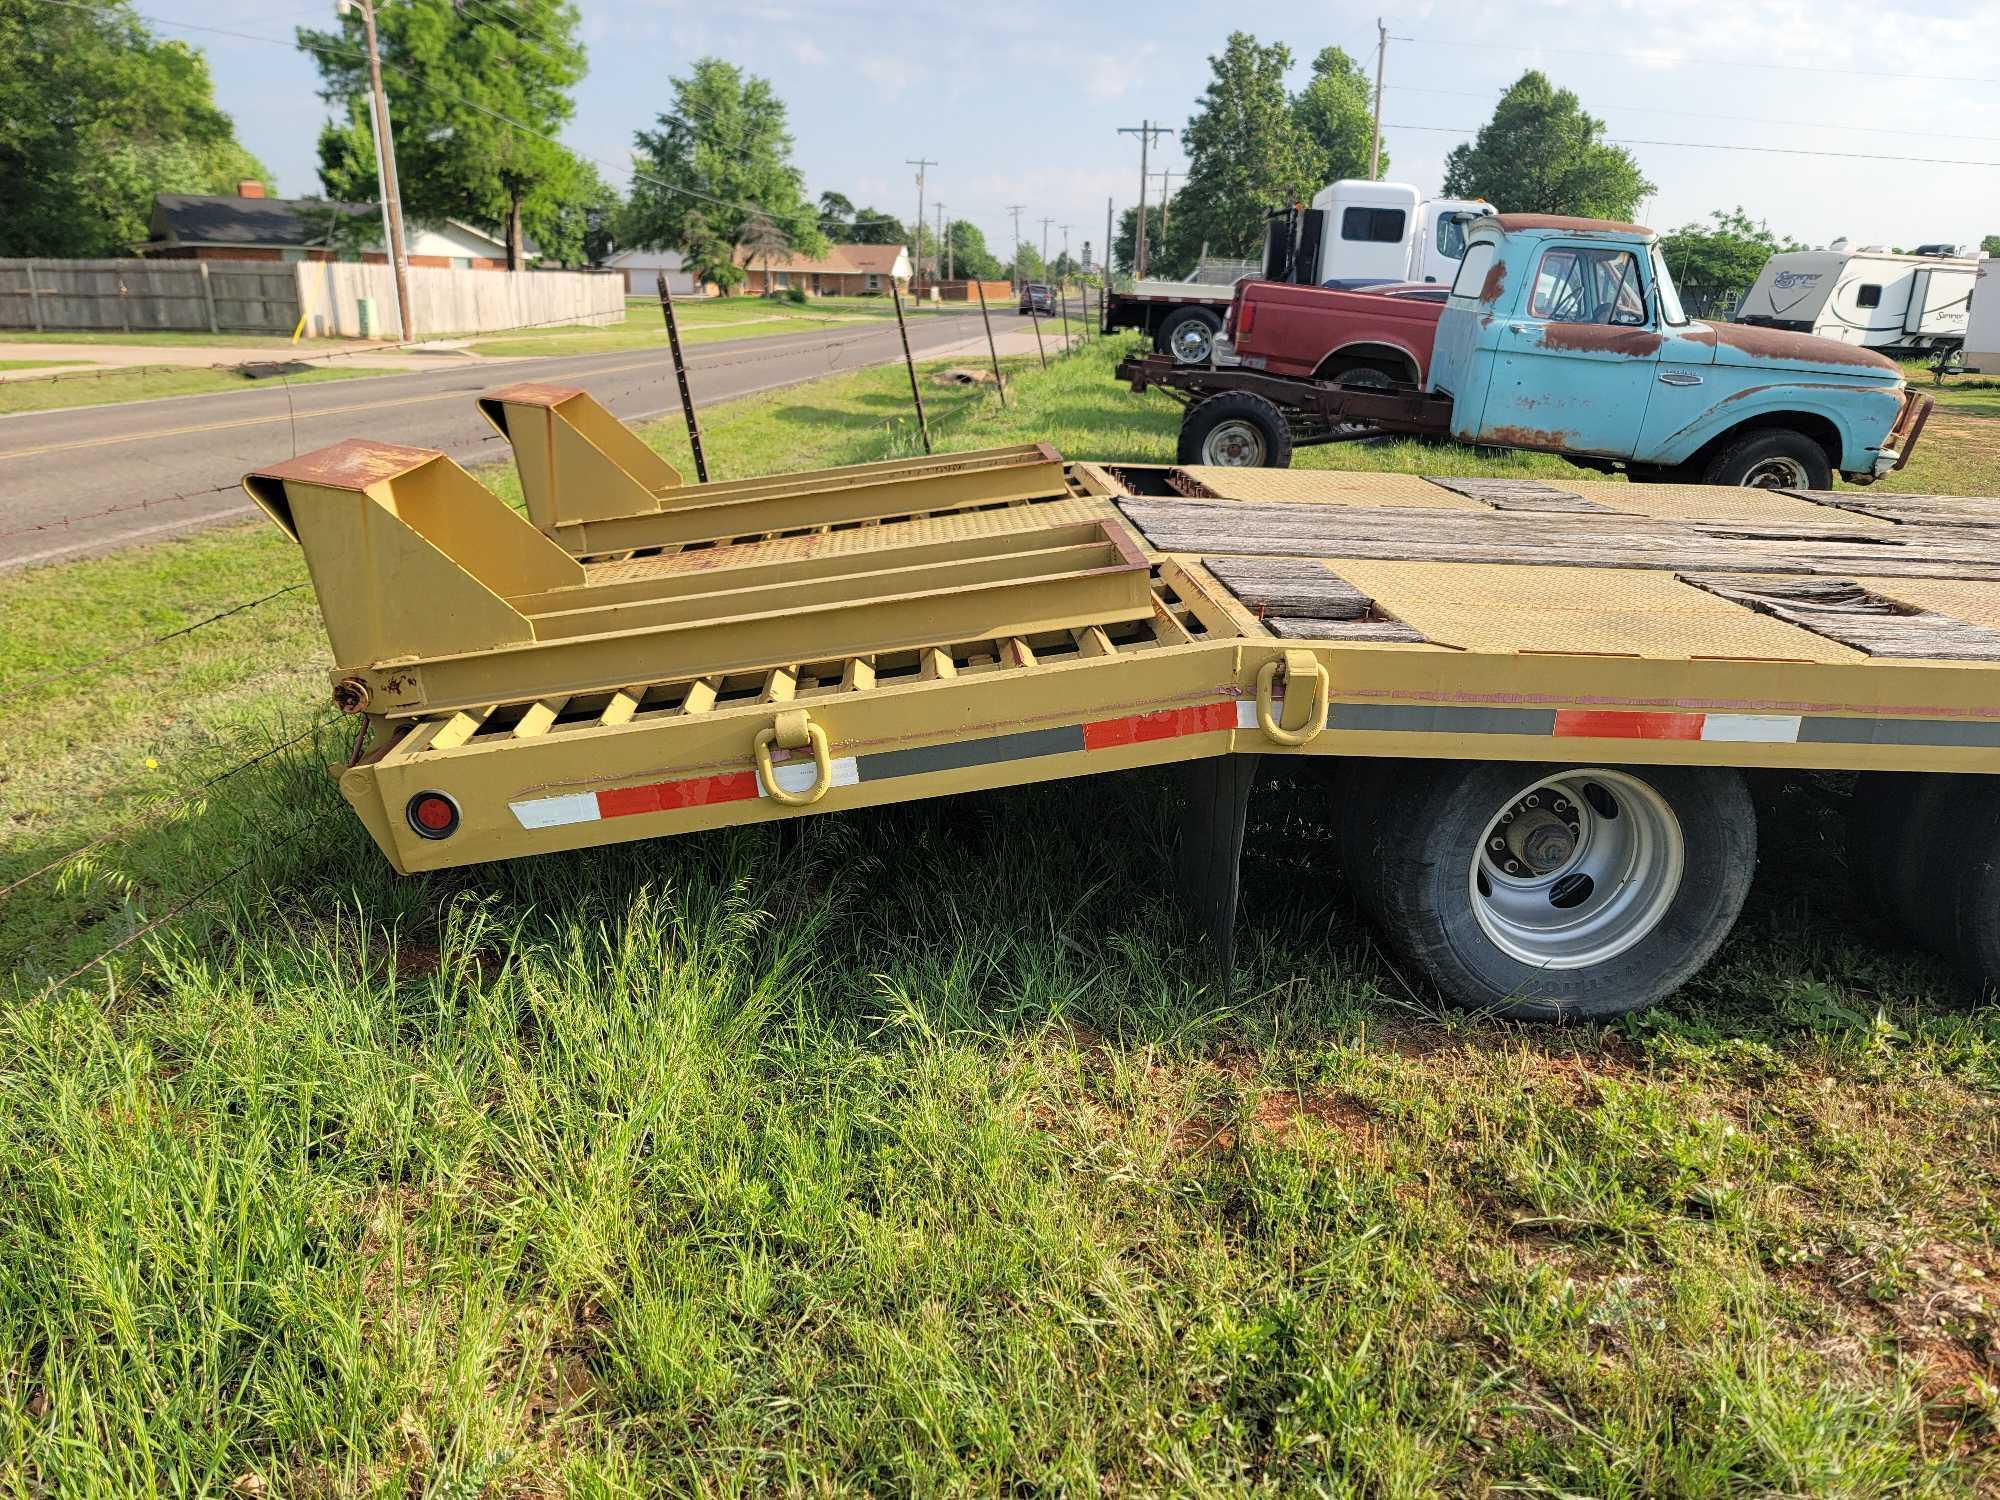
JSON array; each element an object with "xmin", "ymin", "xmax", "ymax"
[
  {"xmin": 1942, "ymin": 784, "xmax": 2000, "ymax": 1000},
  {"xmin": 1157, "ymin": 307, "xmax": 1223, "ymax": 365},
  {"xmin": 1846, "ymin": 773, "xmax": 1962, "ymax": 953},
  {"xmin": 1339, "ymin": 760, "xmax": 1756, "ymax": 1020},
  {"xmin": 1177, "ymin": 391, "xmax": 1293, "ymax": 469},
  {"xmin": 1703, "ymin": 428, "xmax": 1834, "ymax": 489}
]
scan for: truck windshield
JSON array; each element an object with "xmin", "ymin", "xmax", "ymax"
[
  {"xmin": 1650, "ymin": 246, "xmax": 1689, "ymax": 325},
  {"xmin": 1436, "ymin": 213, "xmax": 1475, "ymax": 261}
]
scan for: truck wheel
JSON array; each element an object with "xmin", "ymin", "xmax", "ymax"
[
  {"xmin": 1341, "ymin": 761, "xmax": 1756, "ymax": 1020},
  {"xmin": 1943, "ymin": 787, "xmax": 2000, "ymax": 1000},
  {"xmin": 1158, "ymin": 307, "xmax": 1223, "ymax": 365},
  {"xmin": 1703, "ymin": 429, "xmax": 1833, "ymax": 489},
  {"xmin": 1179, "ymin": 392, "xmax": 1293, "ymax": 468},
  {"xmin": 1846, "ymin": 773, "xmax": 1960, "ymax": 953}
]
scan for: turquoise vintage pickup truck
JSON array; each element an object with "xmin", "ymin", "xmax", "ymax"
[{"xmin": 1121, "ymin": 214, "xmax": 1934, "ymax": 486}]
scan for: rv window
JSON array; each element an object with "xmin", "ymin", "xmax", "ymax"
[
  {"xmin": 1450, "ymin": 242, "xmax": 1497, "ymax": 299},
  {"xmin": 1856, "ymin": 284, "xmax": 1882, "ymax": 308},
  {"xmin": 1436, "ymin": 213, "xmax": 1474, "ymax": 260},
  {"xmin": 1342, "ymin": 207, "xmax": 1407, "ymax": 244},
  {"xmin": 1530, "ymin": 247, "xmax": 1647, "ymax": 325}
]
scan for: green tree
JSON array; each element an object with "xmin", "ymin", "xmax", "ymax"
[
  {"xmin": 1292, "ymin": 45, "xmax": 1379, "ymax": 185},
  {"xmin": 845, "ymin": 207, "xmax": 905, "ymax": 246},
  {"xmin": 622, "ymin": 58, "xmax": 825, "ymax": 294},
  {"xmin": 945, "ymin": 220, "xmax": 1000, "ymax": 280},
  {"xmin": 1163, "ymin": 33, "xmax": 1319, "ymax": 269},
  {"xmin": 0, "ymin": 0, "xmax": 272, "ymax": 256},
  {"xmin": 1007, "ymin": 241, "xmax": 1045, "ymax": 284},
  {"xmin": 1659, "ymin": 208, "xmax": 1800, "ymax": 297},
  {"xmin": 299, "ymin": 0, "xmax": 586, "ymax": 270},
  {"xmin": 1442, "ymin": 71, "xmax": 1653, "ymax": 220},
  {"xmin": 1114, "ymin": 203, "xmax": 1169, "ymax": 276},
  {"xmin": 1983, "ymin": 234, "xmax": 2000, "ymax": 257},
  {"xmin": 817, "ymin": 190, "xmax": 856, "ymax": 230}
]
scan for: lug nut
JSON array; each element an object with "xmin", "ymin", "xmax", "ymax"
[
  {"xmin": 1490, "ymin": 836, "xmax": 1506, "ymax": 851},
  {"xmin": 1524, "ymin": 794, "xmax": 1540, "ymax": 808},
  {"xmin": 1504, "ymin": 860, "xmax": 1521, "ymax": 874}
]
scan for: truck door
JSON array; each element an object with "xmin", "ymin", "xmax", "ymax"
[
  {"xmin": 1634, "ymin": 245, "xmax": 1722, "ymax": 464},
  {"xmin": 1473, "ymin": 241, "xmax": 1659, "ymax": 456}
]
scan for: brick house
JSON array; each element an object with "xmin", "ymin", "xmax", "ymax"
[
  {"xmin": 736, "ymin": 243, "xmax": 911, "ymax": 296},
  {"xmin": 138, "ymin": 182, "xmax": 526, "ymax": 268}
]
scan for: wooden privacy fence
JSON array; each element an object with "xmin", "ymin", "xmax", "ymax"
[
  {"xmin": 296, "ymin": 261, "xmax": 624, "ymax": 338},
  {"xmin": 0, "ymin": 258, "xmax": 298, "ymax": 334},
  {"xmin": 0, "ymin": 257, "xmax": 624, "ymax": 339}
]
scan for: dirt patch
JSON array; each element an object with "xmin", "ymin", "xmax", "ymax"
[{"xmin": 1249, "ymin": 1087, "xmax": 1378, "ymax": 1150}]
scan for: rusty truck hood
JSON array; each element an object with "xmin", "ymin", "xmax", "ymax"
[{"xmin": 1693, "ymin": 322, "xmax": 1901, "ymax": 379}]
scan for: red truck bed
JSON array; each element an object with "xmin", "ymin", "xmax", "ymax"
[{"xmin": 1228, "ymin": 279, "xmax": 1445, "ymax": 387}]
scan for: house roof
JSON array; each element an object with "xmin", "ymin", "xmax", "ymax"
[
  {"xmin": 145, "ymin": 195, "xmax": 518, "ymax": 255},
  {"xmin": 603, "ymin": 248, "xmax": 689, "ymax": 270},
  {"xmin": 734, "ymin": 243, "xmax": 907, "ymax": 276}
]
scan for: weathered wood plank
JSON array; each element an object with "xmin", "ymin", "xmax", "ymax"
[
  {"xmin": 1424, "ymin": 476, "xmax": 1618, "ymax": 512},
  {"xmin": 1204, "ymin": 554, "xmax": 1428, "ymax": 643},
  {"xmin": 1682, "ymin": 574, "xmax": 2000, "ymax": 661}
]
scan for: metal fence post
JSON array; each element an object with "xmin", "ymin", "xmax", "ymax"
[
  {"xmin": 655, "ymin": 271, "xmax": 709, "ymax": 483},
  {"xmin": 1030, "ymin": 296, "xmax": 1047, "ymax": 371},
  {"xmin": 975, "ymin": 281, "xmax": 1006, "ymax": 407},
  {"xmin": 197, "ymin": 262, "xmax": 220, "ymax": 335},
  {"xmin": 1058, "ymin": 287, "xmax": 1070, "ymax": 355},
  {"xmin": 890, "ymin": 280, "xmax": 931, "ymax": 453}
]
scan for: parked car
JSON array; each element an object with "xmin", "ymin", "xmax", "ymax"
[{"xmin": 1019, "ymin": 283, "xmax": 1055, "ymax": 317}]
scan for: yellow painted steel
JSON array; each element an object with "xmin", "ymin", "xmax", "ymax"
[{"xmin": 242, "ymin": 395, "xmax": 2000, "ymax": 876}]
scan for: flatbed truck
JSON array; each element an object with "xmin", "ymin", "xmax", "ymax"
[{"xmin": 246, "ymin": 383, "xmax": 2000, "ymax": 1020}]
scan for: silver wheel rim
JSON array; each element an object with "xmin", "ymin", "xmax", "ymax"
[
  {"xmin": 1467, "ymin": 769, "xmax": 1685, "ymax": 970},
  {"xmin": 1741, "ymin": 454, "xmax": 1811, "ymax": 488},
  {"xmin": 1169, "ymin": 320, "xmax": 1214, "ymax": 364},
  {"xmin": 1201, "ymin": 418, "xmax": 1266, "ymax": 466}
]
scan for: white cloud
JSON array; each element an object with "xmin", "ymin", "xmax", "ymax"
[{"xmin": 788, "ymin": 38, "xmax": 828, "ymax": 66}]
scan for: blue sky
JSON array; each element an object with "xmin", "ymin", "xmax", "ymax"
[{"xmin": 184, "ymin": 0, "xmax": 2000, "ymax": 257}]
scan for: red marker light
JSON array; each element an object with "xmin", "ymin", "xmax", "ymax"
[{"xmin": 406, "ymin": 791, "xmax": 460, "ymax": 839}]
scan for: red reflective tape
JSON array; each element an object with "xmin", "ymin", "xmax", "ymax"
[
  {"xmin": 598, "ymin": 771, "xmax": 758, "ymax": 819},
  {"xmin": 1081, "ymin": 700, "xmax": 1236, "ymax": 751},
  {"xmin": 1554, "ymin": 709, "xmax": 1704, "ymax": 741}
]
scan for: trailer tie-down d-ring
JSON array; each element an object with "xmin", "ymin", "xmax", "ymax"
[
  {"xmin": 1255, "ymin": 650, "xmax": 1329, "ymax": 746},
  {"xmin": 754, "ymin": 709, "xmax": 834, "ymax": 806}
]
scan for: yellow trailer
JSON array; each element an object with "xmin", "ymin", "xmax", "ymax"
[{"xmin": 244, "ymin": 387, "xmax": 2000, "ymax": 1019}]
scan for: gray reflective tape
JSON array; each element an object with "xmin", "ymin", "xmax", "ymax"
[
  {"xmin": 858, "ymin": 724, "xmax": 1089, "ymax": 781},
  {"xmin": 1329, "ymin": 704, "xmax": 1559, "ymax": 736},
  {"xmin": 1799, "ymin": 717, "xmax": 2000, "ymax": 748}
]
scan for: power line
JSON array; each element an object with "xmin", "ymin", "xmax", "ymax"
[
  {"xmin": 1397, "ymin": 33, "xmax": 2000, "ymax": 86},
  {"xmin": 1381, "ymin": 121, "xmax": 2000, "ymax": 169}
]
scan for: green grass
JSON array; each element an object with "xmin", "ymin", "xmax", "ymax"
[
  {"xmin": 0, "ymin": 358, "xmax": 89, "ymax": 371},
  {"xmin": 470, "ymin": 295, "xmax": 987, "ymax": 358},
  {"xmin": 0, "ymin": 362, "xmax": 391, "ymax": 416},
  {"xmin": 3, "ymin": 335, "xmax": 1997, "ymax": 1493}
]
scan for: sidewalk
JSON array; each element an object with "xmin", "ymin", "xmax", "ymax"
[{"xmin": 0, "ymin": 339, "xmax": 489, "ymax": 380}]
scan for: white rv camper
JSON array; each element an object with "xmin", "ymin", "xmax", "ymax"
[
  {"xmin": 1737, "ymin": 244, "xmax": 1977, "ymax": 355},
  {"xmin": 1964, "ymin": 259, "xmax": 1999, "ymax": 375}
]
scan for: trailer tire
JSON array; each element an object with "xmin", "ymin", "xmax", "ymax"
[
  {"xmin": 1942, "ymin": 784, "xmax": 2000, "ymax": 1000},
  {"xmin": 1703, "ymin": 429, "xmax": 1833, "ymax": 489},
  {"xmin": 1178, "ymin": 392, "xmax": 1293, "ymax": 469},
  {"xmin": 1846, "ymin": 773, "xmax": 1961, "ymax": 953},
  {"xmin": 1341, "ymin": 760, "xmax": 1755, "ymax": 1019},
  {"xmin": 1158, "ymin": 307, "xmax": 1223, "ymax": 365}
]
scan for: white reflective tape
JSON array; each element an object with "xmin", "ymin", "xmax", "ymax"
[
  {"xmin": 1699, "ymin": 714, "xmax": 1802, "ymax": 744},
  {"xmin": 1236, "ymin": 700, "xmax": 1258, "ymax": 729},
  {"xmin": 764, "ymin": 755, "xmax": 861, "ymax": 797},
  {"xmin": 510, "ymin": 791, "xmax": 602, "ymax": 829}
]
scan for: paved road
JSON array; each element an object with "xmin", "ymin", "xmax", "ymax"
[{"xmin": 0, "ymin": 308, "xmax": 1039, "ymax": 570}]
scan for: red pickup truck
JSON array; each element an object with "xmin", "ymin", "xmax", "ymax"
[{"xmin": 1223, "ymin": 280, "xmax": 1446, "ymax": 389}]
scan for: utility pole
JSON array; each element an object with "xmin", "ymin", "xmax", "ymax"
[
  {"xmin": 1369, "ymin": 18, "xmax": 1388, "ymax": 180},
  {"xmin": 1117, "ymin": 121, "xmax": 1171, "ymax": 279},
  {"xmin": 1153, "ymin": 169, "xmax": 1177, "ymax": 247},
  {"xmin": 1006, "ymin": 204, "xmax": 1026, "ymax": 290},
  {"xmin": 345, "ymin": 0, "xmax": 413, "ymax": 340},
  {"xmin": 1038, "ymin": 216, "xmax": 1054, "ymax": 279},
  {"xmin": 936, "ymin": 203, "xmax": 948, "ymax": 285},
  {"xmin": 906, "ymin": 157, "xmax": 936, "ymax": 284},
  {"xmin": 1058, "ymin": 224, "xmax": 1073, "ymax": 284},
  {"xmin": 1106, "ymin": 198, "xmax": 1114, "ymax": 285}
]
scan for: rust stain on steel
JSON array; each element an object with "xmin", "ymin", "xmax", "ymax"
[
  {"xmin": 1478, "ymin": 259, "xmax": 1508, "ymax": 305},
  {"xmin": 480, "ymin": 381, "xmax": 585, "ymax": 407},
  {"xmin": 1535, "ymin": 323, "xmax": 1665, "ymax": 358},
  {"xmin": 1493, "ymin": 213, "xmax": 1653, "ymax": 238},
  {"xmin": 249, "ymin": 438, "xmax": 441, "ymax": 490},
  {"xmin": 1481, "ymin": 424, "xmax": 1580, "ymax": 451},
  {"xmin": 1689, "ymin": 323, "xmax": 1899, "ymax": 372}
]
